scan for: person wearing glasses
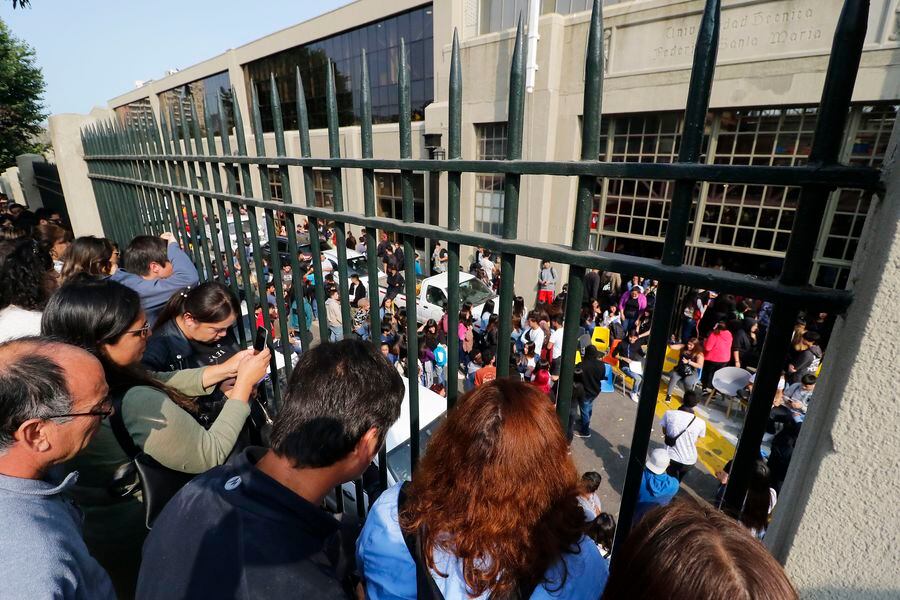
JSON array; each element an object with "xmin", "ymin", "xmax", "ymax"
[
  {"xmin": 111, "ymin": 232, "xmax": 199, "ymax": 326},
  {"xmin": 41, "ymin": 278, "xmax": 270, "ymax": 599},
  {"xmin": 0, "ymin": 337, "xmax": 116, "ymax": 599}
]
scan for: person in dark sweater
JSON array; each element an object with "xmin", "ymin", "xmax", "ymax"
[
  {"xmin": 136, "ymin": 340, "xmax": 405, "ymax": 600},
  {"xmin": 574, "ymin": 346, "xmax": 608, "ymax": 438}
]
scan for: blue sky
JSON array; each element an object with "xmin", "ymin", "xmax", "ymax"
[{"xmin": 1, "ymin": 0, "xmax": 351, "ymax": 116}]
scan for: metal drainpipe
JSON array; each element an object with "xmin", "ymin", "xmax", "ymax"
[{"xmin": 526, "ymin": 0, "xmax": 541, "ymax": 94}]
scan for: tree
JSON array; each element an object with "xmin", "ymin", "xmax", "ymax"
[{"xmin": 0, "ymin": 18, "xmax": 47, "ymax": 169}]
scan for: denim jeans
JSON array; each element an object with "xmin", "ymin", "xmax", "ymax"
[
  {"xmin": 578, "ymin": 395, "xmax": 595, "ymax": 435},
  {"xmin": 621, "ymin": 365, "xmax": 642, "ymax": 394},
  {"xmin": 667, "ymin": 370, "xmax": 699, "ymax": 397},
  {"xmin": 328, "ymin": 325, "xmax": 343, "ymax": 342}
]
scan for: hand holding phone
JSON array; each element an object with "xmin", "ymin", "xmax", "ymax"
[{"xmin": 253, "ymin": 327, "xmax": 269, "ymax": 353}]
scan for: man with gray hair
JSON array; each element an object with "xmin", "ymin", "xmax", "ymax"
[{"xmin": 0, "ymin": 337, "xmax": 115, "ymax": 599}]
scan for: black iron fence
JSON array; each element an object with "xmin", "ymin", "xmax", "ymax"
[{"xmin": 82, "ymin": 0, "xmax": 880, "ymax": 553}]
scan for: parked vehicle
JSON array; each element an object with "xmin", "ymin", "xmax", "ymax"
[
  {"xmin": 327, "ymin": 377, "xmax": 446, "ymax": 514},
  {"xmin": 390, "ymin": 271, "xmax": 497, "ymax": 324}
]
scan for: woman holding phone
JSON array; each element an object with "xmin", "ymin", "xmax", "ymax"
[{"xmin": 42, "ymin": 277, "xmax": 270, "ymax": 598}]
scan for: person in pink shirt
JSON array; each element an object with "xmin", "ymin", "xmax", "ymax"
[{"xmin": 702, "ymin": 320, "xmax": 733, "ymax": 391}]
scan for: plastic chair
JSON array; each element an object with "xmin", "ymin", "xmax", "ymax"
[
  {"xmin": 705, "ymin": 367, "xmax": 753, "ymax": 419},
  {"xmin": 574, "ymin": 350, "xmax": 582, "ymax": 366},
  {"xmin": 600, "ymin": 363, "xmax": 615, "ymax": 393},
  {"xmin": 602, "ymin": 339, "xmax": 621, "ymax": 366},
  {"xmin": 662, "ymin": 346, "xmax": 681, "ymax": 373},
  {"xmin": 591, "ymin": 326, "xmax": 610, "ymax": 353}
]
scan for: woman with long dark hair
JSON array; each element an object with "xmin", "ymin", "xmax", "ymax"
[
  {"xmin": 738, "ymin": 459, "xmax": 777, "ymax": 540},
  {"xmin": 665, "ymin": 337, "xmax": 705, "ymax": 403},
  {"xmin": 59, "ymin": 235, "xmax": 115, "ymax": 282},
  {"xmin": 358, "ymin": 379, "xmax": 607, "ymax": 598},
  {"xmin": 41, "ymin": 278, "xmax": 269, "ymax": 598}
]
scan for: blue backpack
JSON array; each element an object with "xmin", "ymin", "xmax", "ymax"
[{"xmin": 433, "ymin": 344, "xmax": 448, "ymax": 367}]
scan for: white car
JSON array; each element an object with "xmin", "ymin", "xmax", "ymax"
[
  {"xmin": 322, "ymin": 247, "xmax": 387, "ymax": 290},
  {"xmin": 391, "ymin": 271, "xmax": 498, "ymax": 324},
  {"xmin": 331, "ymin": 377, "xmax": 446, "ymax": 514}
]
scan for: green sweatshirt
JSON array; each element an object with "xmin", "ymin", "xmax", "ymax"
[{"xmin": 62, "ymin": 367, "xmax": 251, "ymax": 595}]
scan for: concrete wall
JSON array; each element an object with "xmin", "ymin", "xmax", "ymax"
[
  {"xmin": 764, "ymin": 110, "xmax": 900, "ymax": 598},
  {"xmin": 15, "ymin": 154, "xmax": 46, "ymax": 209},
  {"xmin": 1, "ymin": 167, "xmax": 25, "ymax": 206},
  {"xmin": 47, "ymin": 107, "xmax": 116, "ymax": 237}
]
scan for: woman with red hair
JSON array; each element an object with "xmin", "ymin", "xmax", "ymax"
[{"xmin": 357, "ymin": 378, "xmax": 607, "ymax": 599}]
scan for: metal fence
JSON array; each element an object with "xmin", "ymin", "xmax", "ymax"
[{"xmin": 82, "ymin": 0, "xmax": 880, "ymax": 554}]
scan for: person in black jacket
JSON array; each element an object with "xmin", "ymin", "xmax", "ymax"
[
  {"xmin": 574, "ymin": 346, "xmax": 607, "ymax": 438},
  {"xmin": 136, "ymin": 339, "xmax": 405, "ymax": 600},
  {"xmin": 348, "ymin": 273, "xmax": 366, "ymax": 308}
]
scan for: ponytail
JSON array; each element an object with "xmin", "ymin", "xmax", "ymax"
[{"xmin": 153, "ymin": 282, "xmax": 240, "ymax": 332}]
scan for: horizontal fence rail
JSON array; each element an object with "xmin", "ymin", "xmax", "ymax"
[{"xmin": 83, "ymin": 0, "xmax": 876, "ymax": 564}]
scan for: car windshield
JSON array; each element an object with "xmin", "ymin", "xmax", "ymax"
[
  {"xmin": 459, "ymin": 278, "xmax": 495, "ymax": 306},
  {"xmin": 386, "ymin": 415, "xmax": 445, "ymax": 483},
  {"xmin": 346, "ymin": 255, "xmax": 370, "ymax": 279}
]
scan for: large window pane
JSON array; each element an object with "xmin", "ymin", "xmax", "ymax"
[{"xmin": 243, "ymin": 4, "xmax": 434, "ymax": 132}]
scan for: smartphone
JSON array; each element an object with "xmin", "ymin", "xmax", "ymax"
[{"xmin": 253, "ymin": 327, "xmax": 269, "ymax": 353}]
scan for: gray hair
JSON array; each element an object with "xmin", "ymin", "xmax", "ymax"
[{"xmin": 0, "ymin": 340, "xmax": 73, "ymax": 452}]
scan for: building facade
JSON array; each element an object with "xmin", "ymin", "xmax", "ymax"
[{"xmin": 100, "ymin": 0, "xmax": 900, "ymax": 295}]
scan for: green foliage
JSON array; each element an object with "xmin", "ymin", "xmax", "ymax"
[{"xmin": 0, "ymin": 17, "xmax": 47, "ymax": 169}]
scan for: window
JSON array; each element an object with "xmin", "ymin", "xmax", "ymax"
[
  {"xmin": 245, "ymin": 4, "xmax": 434, "ymax": 132},
  {"xmin": 426, "ymin": 286, "xmax": 447, "ymax": 308},
  {"xmin": 267, "ymin": 166, "xmax": 283, "ymax": 201},
  {"xmin": 375, "ymin": 172, "xmax": 426, "ymax": 241},
  {"xmin": 114, "ymin": 98, "xmax": 154, "ymax": 129},
  {"xmin": 158, "ymin": 72, "xmax": 234, "ymax": 138},
  {"xmin": 475, "ymin": 123, "xmax": 507, "ymax": 236},
  {"xmin": 479, "ymin": 0, "xmax": 595, "ymax": 35},
  {"xmin": 313, "ymin": 169, "xmax": 335, "ymax": 208},
  {"xmin": 587, "ymin": 104, "xmax": 892, "ymax": 288}
]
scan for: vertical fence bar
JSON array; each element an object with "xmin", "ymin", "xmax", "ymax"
[
  {"xmin": 399, "ymin": 39, "xmax": 421, "ymax": 470},
  {"xmin": 189, "ymin": 98, "xmax": 226, "ymax": 286},
  {"xmin": 723, "ymin": 0, "xmax": 869, "ymax": 513},
  {"xmin": 220, "ymin": 91, "xmax": 258, "ymax": 348},
  {"xmin": 325, "ymin": 62, "xmax": 354, "ymax": 337},
  {"xmin": 157, "ymin": 111, "xmax": 192, "ymax": 251},
  {"xmin": 446, "ymin": 31, "xmax": 462, "ymax": 407},
  {"xmin": 203, "ymin": 108, "xmax": 247, "ymax": 345},
  {"xmin": 296, "ymin": 69, "xmax": 330, "ymax": 344},
  {"xmin": 614, "ymin": 0, "xmax": 721, "ymax": 553},
  {"xmin": 557, "ymin": 0, "xmax": 604, "ymax": 428},
  {"xmin": 496, "ymin": 20, "xmax": 526, "ymax": 375},
  {"xmin": 179, "ymin": 101, "xmax": 214, "ymax": 280},
  {"xmin": 147, "ymin": 112, "xmax": 181, "ymax": 239},
  {"xmin": 270, "ymin": 73, "xmax": 313, "ymax": 354},
  {"xmin": 360, "ymin": 51, "xmax": 382, "ymax": 345},
  {"xmin": 250, "ymin": 80, "xmax": 295, "ymax": 384},
  {"xmin": 232, "ymin": 85, "xmax": 283, "ymax": 402},
  {"xmin": 166, "ymin": 106, "xmax": 202, "ymax": 267},
  {"xmin": 360, "ymin": 50, "xmax": 390, "ymax": 492}
]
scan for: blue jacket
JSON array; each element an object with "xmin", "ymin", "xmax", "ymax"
[
  {"xmin": 111, "ymin": 241, "xmax": 199, "ymax": 325},
  {"xmin": 633, "ymin": 469, "xmax": 680, "ymax": 524},
  {"xmin": 357, "ymin": 483, "xmax": 608, "ymax": 600},
  {"xmin": 0, "ymin": 471, "xmax": 115, "ymax": 600}
]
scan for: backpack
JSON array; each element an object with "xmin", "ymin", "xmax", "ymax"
[{"xmin": 433, "ymin": 344, "xmax": 448, "ymax": 367}]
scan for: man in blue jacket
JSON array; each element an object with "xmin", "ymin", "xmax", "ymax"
[
  {"xmin": 111, "ymin": 232, "xmax": 199, "ymax": 326},
  {"xmin": 136, "ymin": 339, "xmax": 405, "ymax": 600}
]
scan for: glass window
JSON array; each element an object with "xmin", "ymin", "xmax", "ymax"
[
  {"xmin": 375, "ymin": 172, "xmax": 426, "ymax": 242},
  {"xmin": 313, "ymin": 169, "xmax": 335, "ymax": 208},
  {"xmin": 474, "ymin": 123, "xmax": 508, "ymax": 236},
  {"xmin": 114, "ymin": 98, "xmax": 154, "ymax": 130},
  {"xmin": 158, "ymin": 71, "xmax": 233, "ymax": 138},
  {"xmin": 481, "ymin": 0, "xmax": 596, "ymax": 35},
  {"xmin": 244, "ymin": 4, "xmax": 434, "ymax": 132}
]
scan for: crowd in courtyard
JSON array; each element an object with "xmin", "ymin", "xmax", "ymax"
[{"xmin": 0, "ymin": 194, "xmax": 824, "ymax": 599}]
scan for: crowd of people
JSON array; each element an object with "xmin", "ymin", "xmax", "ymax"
[{"xmin": 0, "ymin": 197, "xmax": 808, "ymax": 599}]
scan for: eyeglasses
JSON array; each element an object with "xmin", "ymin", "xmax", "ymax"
[
  {"xmin": 45, "ymin": 397, "xmax": 114, "ymax": 421},
  {"xmin": 125, "ymin": 323, "xmax": 151, "ymax": 338}
]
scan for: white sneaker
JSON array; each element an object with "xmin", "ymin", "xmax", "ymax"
[{"xmin": 630, "ymin": 392, "xmax": 640, "ymax": 403}]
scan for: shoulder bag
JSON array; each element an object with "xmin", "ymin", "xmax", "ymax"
[
  {"xmin": 664, "ymin": 414, "xmax": 697, "ymax": 447},
  {"xmin": 108, "ymin": 394, "xmax": 195, "ymax": 529}
]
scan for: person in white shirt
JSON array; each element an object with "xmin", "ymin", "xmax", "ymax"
[
  {"xmin": 0, "ymin": 239, "xmax": 57, "ymax": 343},
  {"xmin": 521, "ymin": 311, "xmax": 545, "ymax": 357},
  {"xmin": 479, "ymin": 249, "xmax": 495, "ymax": 282},
  {"xmin": 547, "ymin": 314, "xmax": 565, "ymax": 384},
  {"xmin": 659, "ymin": 390, "xmax": 706, "ymax": 481}
]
